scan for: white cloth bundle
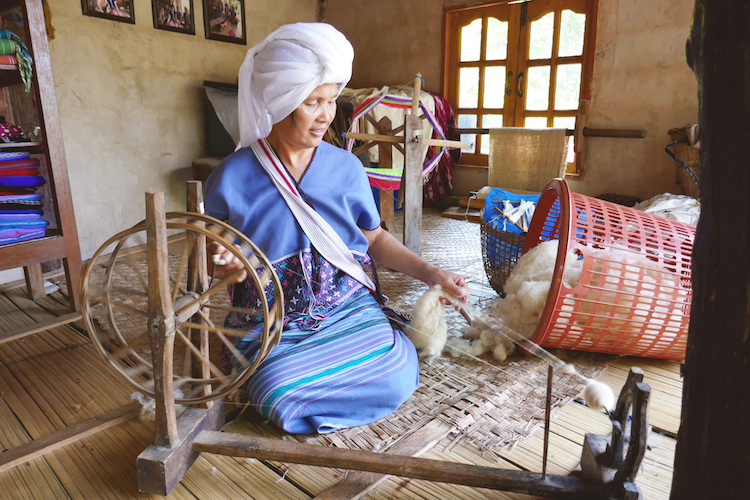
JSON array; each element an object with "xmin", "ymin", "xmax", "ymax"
[{"xmin": 237, "ymin": 23, "xmax": 354, "ymax": 148}]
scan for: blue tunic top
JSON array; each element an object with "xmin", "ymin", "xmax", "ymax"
[{"xmin": 205, "ymin": 141, "xmax": 382, "ymax": 324}]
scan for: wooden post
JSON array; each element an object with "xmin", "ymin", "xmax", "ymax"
[
  {"xmin": 23, "ymin": 263, "xmax": 45, "ymax": 300},
  {"xmin": 671, "ymin": 1, "xmax": 750, "ymax": 498},
  {"xmin": 403, "ymin": 74, "xmax": 424, "ymax": 255},
  {"xmin": 138, "ymin": 189, "xmax": 226, "ymax": 495},
  {"xmin": 186, "ymin": 181, "xmax": 212, "ymax": 407},
  {"xmin": 145, "ymin": 192, "xmax": 178, "ymax": 448}
]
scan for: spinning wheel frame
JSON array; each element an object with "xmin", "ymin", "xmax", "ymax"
[{"xmin": 81, "ymin": 211, "xmax": 284, "ymax": 405}]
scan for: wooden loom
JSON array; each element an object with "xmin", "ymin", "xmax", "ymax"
[
  {"xmin": 345, "ymin": 74, "xmax": 470, "ymax": 255},
  {"xmin": 78, "ymin": 182, "xmax": 652, "ymax": 499}
]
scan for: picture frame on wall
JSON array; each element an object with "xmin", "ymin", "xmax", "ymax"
[
  {"xmin": 203, "ymin": 0, "xmax": 246, "ymax": 44},
  {"xmin": 81, "ymin": 0, "xmax": 135, "ymax": 24},
  {"xmin": 152, "ymin": 0, "xmax": 195, "ymax": 35}
]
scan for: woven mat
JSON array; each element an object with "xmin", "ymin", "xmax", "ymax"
[
  {"xmin": 299, "ymin": 208, "xmax": 614, "ymax": 458},
  {"xmin": 70, "ymin": 208, "xmax": 614, "ymax": 459}
]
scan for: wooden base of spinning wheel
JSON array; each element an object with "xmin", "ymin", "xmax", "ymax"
[{"xmin": 137, "ymin": 399, "xmax": 225, "ymax": 496}]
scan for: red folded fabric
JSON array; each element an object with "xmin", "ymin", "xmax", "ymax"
[
  {"xmin": 0, "ymin": 55, "xmax": 17, "ymax": 66},
  {"xmin": 0, "ymin": 167, "xmax": 39, "ymax": 177},
  {"xmin": 0, "ymin": 158, "xmax": 40, "ymax": 169}
]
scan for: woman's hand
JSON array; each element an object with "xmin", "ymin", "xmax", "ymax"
[
  {"xmin": 426, "ymin": 269, "xmax": 470, "ymax": 310},
  {"xmin": 207, "ymin": 241, "xmax": 248, "ymax": 283},
  {"xmin": 364, "ymin": 226, "xmax": 470, "ymax": 310}
]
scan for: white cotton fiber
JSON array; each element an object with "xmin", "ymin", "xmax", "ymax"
[
  {"xmin": 496, "ymin": 240, "xmax": 581, "ymax": 341},
  {"xmin": 131, "ymin": 390, "xmax": 186, "ymax": 422},
  {"xmin": 445, "ymin": 337, "xmax": 486, "ymax": 358},
  {"xmin": 405, "ymin": 285, "xmax": 455, "ymax": 357},
  {"xmin": 582, "ymin": 380, "xmax": 616, "ymax": 412},
  {"xmin": 453, "ymin": 240, "xmax": 583, "ymax": 363}
]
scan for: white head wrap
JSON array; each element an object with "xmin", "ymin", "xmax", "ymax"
[{"xmin": 237, "ymin": 23, "xmax": 354, "ymax": 148}]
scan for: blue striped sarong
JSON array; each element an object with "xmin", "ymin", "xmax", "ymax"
[{"xmin": 238, "ymin": 289, "xmax": 419, "ymax": 434}]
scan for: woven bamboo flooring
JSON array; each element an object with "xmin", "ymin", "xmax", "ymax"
[{"xmin": 0, "ymin": 209, "xmax": 681, "ymax": 499}]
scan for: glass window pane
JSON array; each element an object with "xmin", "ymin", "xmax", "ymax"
[
  {"xmin": 526, "ymin": 66, "xmax": 550, "ymax": 111},
  {"xmin": 486, "ymin": 17, "xmax": 508, "ymax": 60},
  {"xmin": 554, "ymin": 63, "xmax": 582, "ymax": 110},
  {"xmin": 529, "ymin": 12, "xmax": 554, "ymax": 60},
  {"xmin": 559, "ymin": 10, "xmax": 586, "ymax": 57},
  {"xmin": 480, "ymin": 114, "xmax": 503, "ymax": 154},
  {"xmin": 460, "ymin": 19, "xmax": 482, "ymax": 62},
  {"xmin": 458, "ymin": 67, "xmax": 480, "ymax": 108},
  {"xmin": 458, "ymin": 114, "xmax": 477, "ymax": 153},
  {"xmin": 554, "ymin": 117, "xmax": 577, "ymax": 163},
  {"xmin": 553, "ymin": 116, "xmax": 576, "ymax": 129},
  {"xmin": 525, "ymin": 117, "xmax": 548, "ymax": 128},
  {"xmin": 483, "ymin": 66, "xmax": 506, "ymax": 108}
]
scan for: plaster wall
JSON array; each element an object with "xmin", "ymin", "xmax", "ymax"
[
  {"xmin": 47, "ymin": 0, "xmax": 316, "ymax": 260},
  {"xmin": 326, "ymin": 0, "xmax": 698, "ymax": 201}
]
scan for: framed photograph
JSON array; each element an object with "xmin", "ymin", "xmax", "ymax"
[
  {"xmin": 81, "ymin": 0, "xmax": 135, "ymax": 24},
  {"xmin": 203, "ymin": 0, "xmax": 246, "ymax": 44},
  {"xmin": 152, "ymin": 0, "xmax": 195, "ymax": 35}
]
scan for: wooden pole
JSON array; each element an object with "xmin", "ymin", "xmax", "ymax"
[
  {"xmin": 145, "ymin": 192, "xmax": 178, "ymax": 448},
  {"xmin": 186, "ymin": 181, "xmax": 212, "ymax": 407},
  {"xmin": 403, "ymin": 75, "xmax": 424, "ymax": 255},
  {"xmin": 671, "ymin": 1, "xmax": 750, "ymax": 498},
  {"xmin": 403, "ymin": 115, "xmax": 423, "ymax": 255},
  {"xmin": 542, "ymin": 365, "xmax": 553, "ymax": 481},
  {"xmin": 194, "ymin": 431, "xmax": 602, "ymax": 498}
]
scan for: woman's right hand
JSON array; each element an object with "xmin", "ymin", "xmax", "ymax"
[{"xmin": 207, "ymin": 241, "xmax": 248, "ymax": 283}]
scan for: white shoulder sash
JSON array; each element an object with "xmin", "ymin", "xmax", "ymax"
[{"xmin": 250, "ymin": 139, "xmax": 376, "ymax": 291}]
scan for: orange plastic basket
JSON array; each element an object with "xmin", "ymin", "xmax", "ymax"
[{"xmin": 524, "ymin": 180, "xmax": 695, "ymax": 360}]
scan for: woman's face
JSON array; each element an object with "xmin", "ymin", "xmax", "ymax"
[{"xmin": 274, "ymin": 83, "xmax": 338, "ymax": 150}]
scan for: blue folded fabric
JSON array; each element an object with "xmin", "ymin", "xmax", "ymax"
[
  {"xmin": 0, "ymin": 219, "xmax": 48, "ymax": 228},
  {"xmin": 0, "ymin": 175, "xmax": 45, "ymax": 187},
  {"xmin": 0, "ymin": 227, "xmax": 45, "ymax": 245},
  {"xmin": 0, "ymin": 208, "xmax": 43, "ymax": 214}
]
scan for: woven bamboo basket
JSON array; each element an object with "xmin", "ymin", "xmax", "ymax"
[
  {"xmin": 480, "ymin": 215, "xmax": 526, "ymax": 296},
  {"xmin": 668, "ymin": 127, "xmax": 701, "ymax": 199}
]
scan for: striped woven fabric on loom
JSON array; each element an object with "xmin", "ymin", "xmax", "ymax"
[{"xmin": 344, "ymin": 92, "xmax": 448, "ymax": 191}]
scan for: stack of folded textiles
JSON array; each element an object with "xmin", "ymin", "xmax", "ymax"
[
  {"xmin": 0, "ymin": 28, "xmax": 33, "ymax": 93},
  {"xmin": 0, "ymin": 151, "xmax": 48, "ymax": 245}
]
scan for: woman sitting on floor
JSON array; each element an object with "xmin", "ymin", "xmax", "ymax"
[{"xmin": 205, "ymin": 22, "xmax": 469, "ymax": 434}]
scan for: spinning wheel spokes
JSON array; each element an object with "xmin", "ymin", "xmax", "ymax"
[{"xmin": 81, "ymin": 211, "xmax": 284, "ymax": 405}]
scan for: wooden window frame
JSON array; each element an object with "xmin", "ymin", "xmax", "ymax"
[{"xmin": 442, "ymin": 0, "xmax": 599, "ymax": 178}]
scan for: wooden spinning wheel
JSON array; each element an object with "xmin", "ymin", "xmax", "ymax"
[{"xmin": 80, "ymin": 186, "xmax": 284, "ymax": 405}]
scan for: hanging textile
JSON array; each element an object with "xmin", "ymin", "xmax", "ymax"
[
  {"xmin": 344, "ymin": 90, "xmax": 449, "ymax": 191},
  {"xmin": 422, "ymin": 93, "xmax": 458, "ymax": 205}
]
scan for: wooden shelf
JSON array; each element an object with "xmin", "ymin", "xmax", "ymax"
[
  {"xmin": 0, "ymin": 234, "xmax": 67, "ymax": 269},
  {"xmin": 0, "ymin": 0, "xmax": 82, "ymax": 317},
  {"xmin": 0, "ymin": 140, "xmax": 43, "ymax": 150},
  {"xmin": 0, "ymin": 67, "xmax": 22, "ymax": 88}
]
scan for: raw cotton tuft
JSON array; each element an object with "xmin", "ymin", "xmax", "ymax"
[
  {"xmin": 581, "ymin": 379, "xmax": 616, "ymax": 412},
  {"xmin": 405, "ymin": 285, "xmax": 461, "ymax": 357}
]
